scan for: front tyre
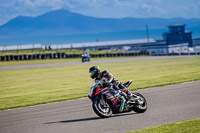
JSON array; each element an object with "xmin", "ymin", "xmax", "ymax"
[
  {"xmin": 92, "ymin": 99, "xmax": 112, "ymax": 118},
  {"xmin": 132, "ymin": 92, "xmax": 147, "ymax": 113}
]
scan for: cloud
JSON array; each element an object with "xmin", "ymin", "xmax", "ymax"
[
  {"xmin": 114, "ymin": 0, "xmax": 131, "ymax": 6},
  {"xmin": 142, "ymin": 3, "xmax": 152, "ymax": 13}
]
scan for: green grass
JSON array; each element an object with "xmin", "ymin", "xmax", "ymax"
[
  {"xmin": 0, "ymin": 57, "xmax": 200, "ymax": 110},
  {"xmin": 0, "ymin": 58, "xmax": 80, "ymax": 67},
  {"xmin": 0, "ymin": 56, "xmax": 134, "ymax": 67},
  {"xmin": 127, "ymin": 119, "xmax": 200, "ymax": 133}
]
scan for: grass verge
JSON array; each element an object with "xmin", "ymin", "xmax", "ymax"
[
  {"xmin": 127, "ymin": 119, "xmax": 200, "ymax": 133},
  {"xmin": 0, "ymin": 58, "xmax": 81, "ymax": 67},
  {"xmin": 0, "ymin": 57, "xmax": 200, "ymax": 110},
  {"xmin": 0, "ymin": 56, "xmax": 133, "ymax": 67}
]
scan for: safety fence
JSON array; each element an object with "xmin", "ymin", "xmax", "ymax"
[
  {"xmin": 1, "ymin": 52, "xmax": 199, "ymax": 62},
  {"xmin": 0, "ymin": 52, "xmax": 149, "ymax": 61}
]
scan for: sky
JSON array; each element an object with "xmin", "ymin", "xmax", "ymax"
[{"xmin": 0, "ymin": 0, "xmax": 200, "ymax": 26}]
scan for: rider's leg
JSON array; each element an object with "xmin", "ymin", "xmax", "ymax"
[
  {"xmin": 113, "ymin": 81, "xmax": 132, "ymax": 98},
  {"xmin": 118, "ymin": 84, "xmax": 133, "ymax": 98}
]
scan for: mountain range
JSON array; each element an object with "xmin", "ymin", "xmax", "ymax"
[{"xmin": 0, "ymin": 9, "xmax": 200, "ymax": 39}]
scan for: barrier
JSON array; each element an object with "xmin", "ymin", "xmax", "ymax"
[
  {"xmin": 0, "ymin": 56, "xmax": 5, "ymax": 61},
  {"xmin": 0, "ymin": 52, "xmax": 196, "ymax": 62},
  {"xmin": 0, "ymin": 52, "xmax": 132, "ymax": 61}
]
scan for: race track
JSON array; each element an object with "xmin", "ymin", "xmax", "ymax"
[
  {"xmin": 0, "ymin": 81, "xmax": 200, "ymax": 133},
  {"xmin": 0, "ymin": 55, "xmax": 199, "ymax": 71}
]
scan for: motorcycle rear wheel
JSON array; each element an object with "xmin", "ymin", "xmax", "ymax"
[
  {"xmin": 132, "ymin": 92, "xmax": 147, "ymax": 113},
  {"xmin": 82, "ymin": 58, "xmax": 85, "ymax": 63},
  {"xmin": 92, "ymin": 99, "xmax": 112, "ymax": 118}
]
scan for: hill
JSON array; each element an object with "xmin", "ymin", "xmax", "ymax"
[{"xmin": 0, "ymin": 9, "xmax": 200, "ymax": 39}]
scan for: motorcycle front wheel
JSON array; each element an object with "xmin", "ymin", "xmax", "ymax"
[
  {"xmin": 132, "ymin": 92, "xmax": 147, "ymax": 113},
  {"xmin": 92, "ymin": 99, "xmax": 112, "ymax": 118}
]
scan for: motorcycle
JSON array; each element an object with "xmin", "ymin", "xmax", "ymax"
[
  {"xmin": 82, "ymin": 54, "xmax": 90, "ymax": 63},
  {"xmin": 88, "ymin": 80, "xmax": 147, "ymax": 118}
]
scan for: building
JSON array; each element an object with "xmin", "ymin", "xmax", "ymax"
[
  {"xmin": 193, "ymin": 38, "xmax": 200, "ymax": 53},
  {"xmin": 162, "ymin": 25, "xmax": 192, "ymax": 47},
  {"xmin": 192, "ymin": 38, "xmax": 200, "ymax": 47},
  {"xmin": 141, "ymin": 43, "xmax": 189, "ymax": 55},
  {"xmin": 168, "ymin": 43, "xmax": 189, "ymax": 54},
  {"xmin": 142, "ymin": 24, "xmax": 197, "ymax": 55},
  {"xmin": 141, "ymin": 45, "xmax": 168, "ymax": 55}
]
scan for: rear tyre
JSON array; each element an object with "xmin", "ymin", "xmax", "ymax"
[
  {"xmin": 82, "ymin": 58, "xmax": 85, "ymax": 63},
  {"xmin": 132, "ymin": 92, "xmax": 147, "ymax": 113},
  {"xmin": 92, "ymin": 99, "xmax": 112, "ymax": 118}
]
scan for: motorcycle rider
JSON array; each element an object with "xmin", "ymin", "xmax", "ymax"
[
  {"xmin": 89, "ymin": 66, "xmax": 133, "ymax": 99},
  {"xmin": 82, "ymin": 49, "xmax": 90, "ymax": 61}
]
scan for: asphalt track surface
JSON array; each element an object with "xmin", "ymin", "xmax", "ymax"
[
  {"xmin": 0, "ymin": 81, "xmax": 200, "ymax": 133},
  {"xmin": 0, "ymin": 55, "xmax": 199, "ymax": 71}
]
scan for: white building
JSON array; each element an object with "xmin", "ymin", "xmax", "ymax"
[{"xmin": 168, "ymin": 43, "xmax": 188, "ymax": 54}]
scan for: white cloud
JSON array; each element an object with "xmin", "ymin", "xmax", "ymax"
[
  {"xmin": 142, "ymin": 3, "xmax": 152, "ymax": 13},
  {"xmin": 114, "ymin": 0, "xmax": 131, "ymax": 6}
]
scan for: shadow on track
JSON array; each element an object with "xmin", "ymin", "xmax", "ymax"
[{"xmin": 44, "ymin": 112, "xmax": 137, "ymax": 124}]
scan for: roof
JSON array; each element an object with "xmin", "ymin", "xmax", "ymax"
[
  {"xmin": 156, "ymin": 41, "xmax": 167, "ymax": 45},
  {"xmin": 50, "ymin": 38, "xmax": 156, "ymax": 49},
  {"xmin": 168, "ymin": 24, "xmax": 185, "ymax": 28},
  {"xmin": 168, "ymin": 43, "xmax": 188, "ymax": 47},
  {"xmin": 0, "ymin": 39, "xmax": 156, "ymax": 51},
  {"xmin": 185, "ymin": 30, "xmax": 192, "ymax": 33},
  {"xmin": 0, "ymin": 44, "xmax": 41, "ymax": 51}
]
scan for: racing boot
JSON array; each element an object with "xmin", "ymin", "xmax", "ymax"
[
  {"xmin": 124, "ymin": 88, "xmax": 135, "ymax": 102},
  {"xmin": 124, "ymin": 87, "xmax": 131, "ymax": 97},
  {"xmin": 118, "ymin": 83, "xmax": 133, "ymax": 101},
  {"xmin": 127, "ymin": 90, "xmax": 133, "ymax": 98}
]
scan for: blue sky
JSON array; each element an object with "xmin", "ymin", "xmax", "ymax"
[{"xmin": 0, "ymin": 0, "xmax": 200, "ymax": 26}]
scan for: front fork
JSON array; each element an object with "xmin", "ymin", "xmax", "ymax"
[
  {"xmin": 100, "ymin": 95, "xmax": 107, "ymax": 107},
  {"xmin": 119, "ymin": 96, "xmax": 126, "ymax": 112}
]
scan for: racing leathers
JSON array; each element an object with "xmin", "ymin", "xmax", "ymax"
[{"xmin": 94, "ymin": 70, "xmax": 132, "ymax": 97}]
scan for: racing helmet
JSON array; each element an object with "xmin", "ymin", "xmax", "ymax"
[{"xmin": 89, "ymin": 66, "xmax": 100, "ymax": 79}]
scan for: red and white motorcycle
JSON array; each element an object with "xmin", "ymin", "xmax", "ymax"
[{"xmin": 88, "ymin": 80, "xmax": 147, "ymax": 118}]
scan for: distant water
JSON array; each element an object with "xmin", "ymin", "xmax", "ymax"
[{"xmin": 0, "ymin": 27, "xmax": 200, "ymax": 46}]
